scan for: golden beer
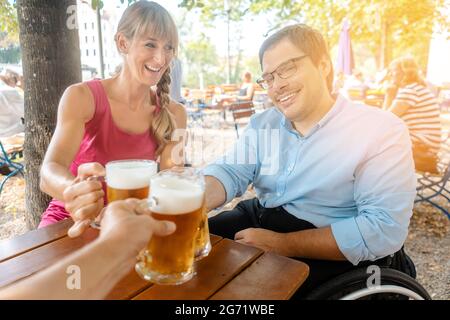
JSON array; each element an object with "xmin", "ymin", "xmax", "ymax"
[
  {"xmin": 145, "ymin": 207, "xmax": 203, "ymax": 277},
  {"xmin": 105, "ymin": 160, "xmax": 157, "ymax": 202},
  {"xmin": 135, "ymin": 168, "xmax": 205, "ymax": 285},
  {"xmin": 194, "ymin": 206, "xmax": 211, "ymax": 260},
  {"xmin": 107, "ymin": 185, "xmax": 149, "ymax": 202}
]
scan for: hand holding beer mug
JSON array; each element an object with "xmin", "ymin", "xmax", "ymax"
[
  {"xmin": 135, "ymin": 168, "xmax": 207, "ymax": 285},
  {"xmin": 90, "ymin": 160, "xmax": 157, "ymax": 229}
]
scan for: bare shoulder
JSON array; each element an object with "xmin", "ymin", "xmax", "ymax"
[
  {"xmin": 167, "ymin": 100, "xmax": 187, "ymax": 129},
  {"xmin": 59, "ymin": 82, "xmax": 95, "ymax": 122}
]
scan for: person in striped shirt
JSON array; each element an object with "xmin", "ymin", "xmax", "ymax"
[{"xmin": 383, "ymin": 56, "xmax": 441, "ymax": 173}]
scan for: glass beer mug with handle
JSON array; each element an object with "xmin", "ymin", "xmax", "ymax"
[
  {"xmin": 69, "ymin": 160, "xmax": 157, "ymax": 236},
  {"xmin": 91, "ymin": 160, "xmax": 157, "ymax": 228},
  {"xmin": 135, "ymin": 167, "xmax": 205, "ymax": 285},
  {"xmin": 105, "ymin": 159, "xmax": 157, "ymax": 203},
  {"xmin": 194, "ymin": 204, "xmax": 211, "ymax": 261}
]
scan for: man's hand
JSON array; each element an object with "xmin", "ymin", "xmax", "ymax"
[{"xmin": 234, "ymin": 228, "xmax": 288, "ymax": 256}]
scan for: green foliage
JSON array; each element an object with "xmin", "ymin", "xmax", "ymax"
[
  {"xmin": 179, "ymin": 0, "xmax": 253, "ymax": 26},
  {"xmin": 248, "ymin": 0, "xmax": 450, "ymax": 69},
  {"xmin": 181, "ymin": 33, "xmax": 225, "ymax": 88},
  {"xmin": 179, "ymin": 0, "xmax": 204, "ymax": 10},
  {"xmin": 241, "ymin": 55, "xmax": 261, "ymax": 78},
  {"xmin": 179, "ymin": 0, "xmax": 257, "ymax": 85},
  {"xmin": 92, "ymin": 0, "xmax": 136, "ymax": 10},
  {"xmin": 0, "ymin": 45, "xmax": 20, "ymax": 63},
  {"xmin": 91, "ymin": 0, "xmax": 104, "ymax": 10},
  {"xmin": 0, "ymin": 0, "xmax": 19, "ymax": 45}
]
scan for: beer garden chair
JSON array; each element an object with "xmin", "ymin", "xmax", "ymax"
[
  {"xmin": 414, "ymin": 132, "xmax": 450, "ymax": 219},
  {"xmin": 0, "ymin": 136, "xmax": 24, "ymax": 195}
]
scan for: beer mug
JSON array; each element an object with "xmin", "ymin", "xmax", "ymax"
[
  {"xmin": 135, "ymin": 168, "xmax": 205, "ymax": 285},
  {"xmin": 105, "ymin": 160, "xmax": 157, "ymax": 202},
  {"xmin": 194, "ymin": 208, "xmax": 211, "ymax": 260}
]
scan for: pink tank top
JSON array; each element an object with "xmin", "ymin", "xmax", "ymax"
[
  {"xmin": 40, "ymin": 80, "xmax": 159, "ymax": 227},
  {"xmin": 69, "ymin": 79, "xmax": 159, "ymax": 174}
]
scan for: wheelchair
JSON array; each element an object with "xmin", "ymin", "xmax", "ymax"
[{"xmin": 304, "ymin": 249, "xmax": 432, "ymax": 300}]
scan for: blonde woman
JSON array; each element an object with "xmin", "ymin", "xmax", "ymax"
[
  {"xmin": 383, "ymin": 56, "xmax": 441, "ymax": 173},
  {"xmin": 39, "ymin": 1, "xmax": 187, "ymax": 235}
]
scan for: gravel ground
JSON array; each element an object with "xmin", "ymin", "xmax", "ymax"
[
  {"xmin": 405, "ymin": 202, "xmax": 450, "ymax": 300},
  {"xmin": 1, "ymin": 112, "xmax": 449, "ymax": 299}
]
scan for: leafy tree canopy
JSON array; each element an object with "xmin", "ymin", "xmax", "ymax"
[{"xmin": 0, "ymin": 0, "xmax": 19, "ymax": 45}]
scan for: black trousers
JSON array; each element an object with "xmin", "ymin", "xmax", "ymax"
[{"xmin": 209, "ymin": 198, "xmax": 393, "ymax": 299}]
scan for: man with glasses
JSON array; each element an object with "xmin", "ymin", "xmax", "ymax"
[{"xmin": 202, "ymin": 24, "xmax": 417, "ymax": 297}]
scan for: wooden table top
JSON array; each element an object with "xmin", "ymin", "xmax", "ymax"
[{"xmin": 0, "ymin": 219, "xmax": 309, "ymax": 300}]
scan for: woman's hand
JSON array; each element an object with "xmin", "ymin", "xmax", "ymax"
[{"xmin": 65, "ymin": 162, "xmax": 106, "ymax": 237}]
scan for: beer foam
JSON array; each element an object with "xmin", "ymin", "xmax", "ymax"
[
  {"xmin": 150, "ymin": 176, "xmax": 204, "ymax": 214},
  {"xmin": 106, "ymin": 161, "xmax": 156, "ymax": 190}
]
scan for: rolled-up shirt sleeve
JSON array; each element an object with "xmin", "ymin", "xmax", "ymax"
[
  {"xmin": 331, "ymin": 121, "xmax": 417, "ymax": 265},
  {"xmin": 203, "ymin": 121, "xmax": 258, "ymax": 204}
]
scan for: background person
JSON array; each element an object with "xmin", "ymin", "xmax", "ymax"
[
  {"xmin": 383, "ymin": 56, "xmax": 441, "ymax": 173},
  {"xmin": 216, "ymin": 71, "xmax": 256, "ymax": 107}
]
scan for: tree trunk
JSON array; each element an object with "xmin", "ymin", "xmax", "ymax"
[{"xmin": 17, "ymin": 0, "xmax": 81, "ymax": 229}]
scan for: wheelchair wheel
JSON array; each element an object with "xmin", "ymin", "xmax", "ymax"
[{"xmin": 305, "ymin": 268, "xmax": 431, "ymax": 300}]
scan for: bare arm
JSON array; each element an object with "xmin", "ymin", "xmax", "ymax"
[
  {"xmin": 205, "ymin": 175, "xmax": 226, "ymax": 212},
  {"xmin": 382, "ymin": 84, "xmax": 398, "ymax": 111},
  {"xmin": 235, "ymin": 226, "xmax": 346, "ymax": 261},
  {"xmin": 40, "ymin": 84, "xmax": 106, "ymax": 237},
  {"xmin": 0, "ymin": 200, "xmax": 175, "ymax": 300},
  {"xmin": 159, "ymin": 101, "xmax": 187, "ymax": 170},
  {"xmin": 383, "ymin": 86, "xmax": 411, "ymax": 117},
  {"xmin": 0, "ymin": 237, "xmax": 132, "ymax": 300},
  {"xmin": 39, "ymin": 84, "xmax": 96, "ymax": 200},
  {"xmin": 284, "ymin": 227, "xmax": 346, "ymax": 260},
  {"xmin": 387, "ymin": 101, "xmax": 411, "ymax": 118}
]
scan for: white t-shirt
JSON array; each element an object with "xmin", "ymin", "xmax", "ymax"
[{"xmin": 0, "ymin": 82, "xmax": 24, "ymax": 138}]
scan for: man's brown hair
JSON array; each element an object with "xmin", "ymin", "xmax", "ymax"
[{"xmin": 259, "ymin": 24, "xmax": 334, "ymax": 93}]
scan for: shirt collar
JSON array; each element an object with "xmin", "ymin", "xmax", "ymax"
[
  {"xmin": 317, "ymin": 94, "xmax": 346, "ymax": 128},
  {"xmin": 279, "ymin": 94, "xmax": 347, "ymax": 137}
]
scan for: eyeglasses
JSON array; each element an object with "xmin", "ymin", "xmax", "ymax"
[{"xmin": 256, "ymin": 55, "xmax": 309, "ymax": 89}]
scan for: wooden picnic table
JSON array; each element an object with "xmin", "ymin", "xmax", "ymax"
[{"xmin": 0, "ymin": 219, "xmax": 309, "ymax": 300}]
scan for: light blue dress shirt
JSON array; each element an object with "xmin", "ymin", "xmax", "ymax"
[{"xmin": 203, "ymin": 95, "xmax": 417, "ymax": 265}]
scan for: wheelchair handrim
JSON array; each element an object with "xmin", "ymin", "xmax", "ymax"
[{"xmin": 340, "ymin": 285, "xmax": 426, "ymax": 300}]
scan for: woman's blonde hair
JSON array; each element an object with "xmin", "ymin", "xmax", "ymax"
[
  {"xmin": 115, "ymin": 1, "xmax": 179, "ymax": 155},
  {"xmin": 389, "ymin": 56, "xmax": 426, "ymax": 87}
]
